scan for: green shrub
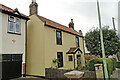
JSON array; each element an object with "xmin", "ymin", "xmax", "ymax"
[
  {"xmin": 87, "ymin": 58, "xmax": 103, "ymax": 71},
  {"xmin": 110, "ymin": 58, "xmax": 117, "ymax": 70},
  {"xmin": 106, "ymin": 58, "xmax": 113, "ymax": 77},
  {"xmin": 87, "ymin": 58, "xmax": 116, "ymax": 77}
]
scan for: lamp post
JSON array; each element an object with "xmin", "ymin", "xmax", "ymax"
[{"xmin": 97, "ymin": 0, "xmax": 109, "ymax": 79}]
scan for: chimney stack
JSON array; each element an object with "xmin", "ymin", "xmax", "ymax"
[
  {"xmin": 29, "ymin": 0, "xmax": 38, "ymax": 15},
  {"xmin": 79, "ymin": 30, "xmax": 83, "ymax": 35},
  {"xmin": 32, "ymin": 0, "xmax": 36, "ymax": 3},
  {"xmin": 69, "ymin": 19, "xmax": 74, "ymax": 30}
]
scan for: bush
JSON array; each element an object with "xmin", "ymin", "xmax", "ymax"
[
  {"xmin": 110, "ymin": 58, "xmax": 117, "ymax": 70},
  {"xmin": 87, "ymin": 58, "xmax": 103, "ymax": 71},
  {"xmin": 106, "ymin": 58, "xmax": 113, "ymax": 77},
  {"xmin": 87, "ymin": 58, "xmax": 117, "ymax": 77}
]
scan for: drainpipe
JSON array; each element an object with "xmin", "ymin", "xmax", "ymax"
[{"xmin": 24, "ymin": 20, "xmax": 28, "ymax": 77}]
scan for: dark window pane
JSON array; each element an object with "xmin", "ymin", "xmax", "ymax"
[
  {"xmin": 76, "ymin": 37, "xmax": 79, "ymax": 47},
  {"xmin": 12, "ymin": 54, "xmax": 22, "ymax": 61},
  {"xmin": 56, "ymin": 31, "xmax": 62, "ymax": 45},
  {"xmin": 2, "ymin": 54, "xmax": 11, "ymax": 62},
  {"xmin": 57, "ymin": 52, "xmax": 63, "ymax": 67},
  {"xmin": 68, "ymin": 55, "xmax": 73, "ymax": 61}
]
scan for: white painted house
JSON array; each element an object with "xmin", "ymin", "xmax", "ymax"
[{"xmin": 0, "ymin": 4, "xmax": 29, "ymax": 79}]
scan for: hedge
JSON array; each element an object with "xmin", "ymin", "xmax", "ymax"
[
  {"xmin": 110, "ymin": 58, "xmax": 117, "ymax": 70},
  {"xmin": 87, "ymin": 58, "xmax": 117, "ymax": 77}
]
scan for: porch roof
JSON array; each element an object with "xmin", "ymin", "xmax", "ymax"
[{"xmin": 66, "ymin": 47, "xmax": 82, "ymax": 54}]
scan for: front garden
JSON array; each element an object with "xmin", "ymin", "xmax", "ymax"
[{"xmin": 87, "ymin": 58, "xmax": 117, "ymax": 77}]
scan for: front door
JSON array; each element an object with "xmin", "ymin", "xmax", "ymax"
[{"xmin": 76, "ymin": 55, "xmax": 81, "ymax": 67}]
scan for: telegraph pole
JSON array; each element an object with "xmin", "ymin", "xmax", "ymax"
[
  {"xmin": 112, "ymin": 17, "xmax": 116, "ymax": 31},
  {"xmin": 97, "ymin": 0, "xmax": 109, "ymax": 79}
]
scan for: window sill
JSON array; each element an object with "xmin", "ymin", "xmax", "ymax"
[
  {"xmin": 57, "ymin": 44, "xmax": 62, "ymax": 45},
  {"xmin": 7, "ymin": 32, "xmax": 21, "ymax": 35},
  {"xmin": 58, "ymin": 66, "xmax": 64, "ymax": 68}
]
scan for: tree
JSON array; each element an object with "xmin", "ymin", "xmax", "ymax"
[{"xmin": 85, "ymin": 26, "xmax": 120, "ymax": 57}]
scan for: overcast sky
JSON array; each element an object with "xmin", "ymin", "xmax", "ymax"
[{"xmin": 0, "ymin": 0, "xmax": 120, "ymax": 35}]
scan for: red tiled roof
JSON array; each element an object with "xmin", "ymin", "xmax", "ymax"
[
  {"xmin": 84, "ymin": 54, "xmax": 100, "ymax": 60},
  {"xmin": 67, "ymin": 47, "xmax": 82, "ymax": 54},
  {"xmin": 0, "ymin": 3, "xmax": 28, "ymax": 18},
  {"xmin": 38, "ymin": 16, "xmax": 82, "ymax": 37}
]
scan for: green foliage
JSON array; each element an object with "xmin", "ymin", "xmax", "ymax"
[
  {"xmin": 85, "ymin": 27, "xmax": 120, "ymax": 56},
  {"xmin": 117, "ymin": 51, "xmax": 120, "ymax": 61},
  {"xmin": 87, "ymin": 58, "xmax": 117, "ymax": 77},
  {"xmin": 52, "ymin": 58, "xmax": 60, "ymax": 68},
  {"xmin": 52, "ymin": 58, "xmax": 59, "ymax": 63},
  {"xmin": 87, "ymin": 58, "xmax": 103, "ymax": 71},
  {"xmin": 110, "ymin": 58, "xmax": 117, "ymax": 70},
  {"xmin": 106, "ymin": 58, "xmax": 113, "ymax": 77}
]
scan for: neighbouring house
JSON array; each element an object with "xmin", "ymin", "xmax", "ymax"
[
  {"xmin": 0, "ymin": 4, "xmax": 29, "ymax": 80},
  {"xmin": 26, "ymin": 0, "xmax": 85, "ymax": 77}
]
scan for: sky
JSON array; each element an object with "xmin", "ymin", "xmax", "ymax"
[{"xmin": 0, "ymin": 0, "xmax": 120, "ymax": 36}]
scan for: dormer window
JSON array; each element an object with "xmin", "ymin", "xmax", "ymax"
[
  {"xmin": 8, "ymin": 16, "xmax": 14, "ymax": 32},
  {"xmin": 8, "ymin": 16, "xmax": 21, "ymax": 34}
]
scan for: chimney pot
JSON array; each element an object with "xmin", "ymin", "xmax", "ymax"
[
  {"xmin": 69, "ymin": 19, "xmax": 74, "ymax": 30},
  {"xmin": 79, "ymin": 30, "xmax": 83, "ymax": 35}
]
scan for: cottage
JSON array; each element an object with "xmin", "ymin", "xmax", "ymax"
[
  {"xmin": 0, "ymin": 4, "xmax": 29, "ymax": 79},
  {"xmin": 26, "ymin": 0, "xmax": 85, "ymax": 77}
]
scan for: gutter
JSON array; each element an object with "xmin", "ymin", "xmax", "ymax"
[{"xmin": 45, "ymin": 23, "xmax": 83, "ymax": 38}]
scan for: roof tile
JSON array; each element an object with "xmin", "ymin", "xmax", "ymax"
[
  {"xmin": 39, "ymin": 16, "xmax": 82, "ymax": 37},
  {"xmin": 0, "ymin": 3, "xmax": 28, "ymax": 18},
  {"xmin": 67, "ymin": 47, "xmax": 79, "ymax": 54}
]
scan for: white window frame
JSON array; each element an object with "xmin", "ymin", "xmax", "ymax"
[
  {"xmin": 8, "ymin": 16, "xmax": 21, "ymax": 34},
  {"xmin": 15, "ymin": 18, "xmax": 21, "ymax": 34},
  {"xmin": 8, "ymin": 16, "xmax": 15, "ymax": 33}
]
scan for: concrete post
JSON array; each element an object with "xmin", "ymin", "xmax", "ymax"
[{"xmin": 94, "ymin": 64, "xmax": 104, "ymax": 80}]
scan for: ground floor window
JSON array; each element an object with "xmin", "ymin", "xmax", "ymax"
[
  {"xmin": 57, "ymin": 52, "xmax": 63, "ymax": 68},
  {"xmin": 68, "ymin": 55, "xmax": 73, "ymax": 61}
]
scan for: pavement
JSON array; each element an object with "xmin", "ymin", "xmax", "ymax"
[
  {"xmin": 10, "ymin": 76, "xmax": 47, "ymax": 80},
  {"xmin": 110, "ymin": 68, "xmax": 120, "ymax": 80}
]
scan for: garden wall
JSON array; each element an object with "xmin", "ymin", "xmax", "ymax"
[{"xmin": 45, "ymin": 68, "xmax": 96, "ymax": 79}]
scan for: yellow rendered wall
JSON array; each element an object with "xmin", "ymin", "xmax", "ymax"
[
  {"xmin": 0, "ymin": 12, "xmax": 2, "ymax": 54},
  {"xmin": 26, "ymin": 15, "xmax": 45, "ymax": 76},
  {"xmin": 44, "ymin": 26, "xmax": 85, "ymax": 70},
  {"xmin": 27, "ymin": 15, "xmax": 85, "ymax": 76}
]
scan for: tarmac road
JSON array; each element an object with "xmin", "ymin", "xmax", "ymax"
[{"xmin": 10, "ymin": 77, "xmax": 47, "ymax": 80}]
